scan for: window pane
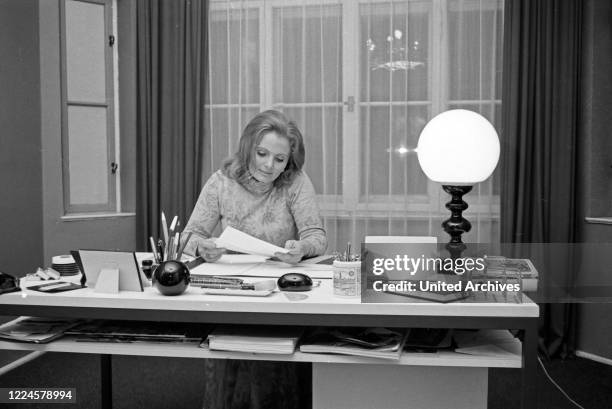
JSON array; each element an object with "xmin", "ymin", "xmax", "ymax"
[
  {"xmin": 360, "ymin": 105, "xmax": 429, "ymax": 196},
  {"xmin": 67, "ymin": 106, "xmax": 108, "ymax": 205},
  {"xmin": 204, "ymin": 107, "xmax": 260, "ymax": 174},
  {"xmin": 208, "ymin": 8, "xmax": 259, "ymax": 105},
  {"xmin": 360, "ymin": 1, "xmax": 430, "ymax": 102},
  {"xmin": 273, "ymin": 5, "xmax": 342, "ymax": 104},
  {"xmin": 283, "ymin": 106, "xmax": 343, "ymax": 195},
  {"xmin": 65, "ymin": 0, "xmax": 106, "ymax": 103}
]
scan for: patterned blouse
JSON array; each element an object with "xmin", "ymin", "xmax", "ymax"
[{"xmin": 183, "ymin": 169, "xmax": 327, "ymax": 257}]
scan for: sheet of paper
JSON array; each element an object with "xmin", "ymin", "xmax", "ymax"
[
  {"xmin": 215, "ymin": 226, "xmax": 289, "ymax": 257},
  {"xmin": 189, "ymin": 260, "xmax": 259, "ymax": 276},
  {"xmin": 265, "ymin": 260, "xmax": 335, "ymax": 271},
  {"xmin": 217, "ymin": 254, "xmax": 268, "ymax": 264},
  {"xmin": 242, "ymin": 263, "xmax": 333, "ymax": 279}
]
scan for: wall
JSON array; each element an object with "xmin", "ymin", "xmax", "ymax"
[
  {"xmin": 576, "ymin": 0, "xmax": 612, "ymax": 360},
  {"xmin": 0, "ymin": 0, "xmax": 43, "ymax": 370},
  {"xmin": 0, "ymin": 0, "xmax": 44, "ymax": 277},
  {"xmin": 2, "ymin": 3, "xmax": 203, "ymax": 407}
]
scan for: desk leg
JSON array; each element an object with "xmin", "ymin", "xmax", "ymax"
[
  {"xmin": 100, "ymin": 354, "xmax": 112, "ymax": 409},
  {"xmin": 521, "ymin": 318, "xmax": 538, "ymax": 409},
  {"xmin": 313, "ymin": 364, "xmax": 487, "ymax": 409}
]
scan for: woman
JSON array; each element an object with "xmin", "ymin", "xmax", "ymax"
[
  {"xmin": 183, "ymin": 109, "xmax": 327, "ymax": 263},
  {"xmin": 183, "ymin": 109, "xmax": 327, "ymax": 409}
]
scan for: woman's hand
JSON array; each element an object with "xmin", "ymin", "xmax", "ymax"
[
  {"xmin": 196, "ymin": 239, "xmax": 226, "ymax": 263},
  {"xmin": 273, "ymin": 240, "xmax": 304, "ymax": 265}
]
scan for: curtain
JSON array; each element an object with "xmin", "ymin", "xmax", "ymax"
[
  {"xmin": 136, "ymin": 0, "xmax": 209, "ymax": 249},
  {"xmin": 500, "ymin": 0, "xmax": 583, "ymax": 358},
  {"xmin": 205, "ymin": 0, "xmax": 504, "ymax": 251}
]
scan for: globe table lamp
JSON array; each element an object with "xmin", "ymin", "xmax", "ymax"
[{"xmin": 416, "ymin": 109, "xmax": 500, "ymax": 261}]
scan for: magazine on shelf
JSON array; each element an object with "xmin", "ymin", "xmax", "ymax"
[
  {"xmin": 299, "ymin": 327, "xmax": 408, "ymax": 360},
  {"xmin": 403, "ymin": 328, "xmax": 453, "ymax": 353},
  {"xmin": 453, "ymin": 329, "xmax": 521, "ymax": 358},
  {"xmin": 203, "ymin": 325, "xmax": 304, "ymax": 354},
  {"xmin": 65, "ymin": 320, "xmax": 209, "ymax": 343},
  {"xmin": 0, "ymin": 317, "xmax": 83, "ymax": 344}
]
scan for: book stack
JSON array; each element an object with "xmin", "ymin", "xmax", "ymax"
[
  {"xmin": 0, "ymin": 317, "xmax": 83, "ymax": 343},
  {"xmin": 65, "ymin": 320, "xmax": 209, "ymax": 343},
  {"xmin": 204, "ymin": 325, "xmax": 303, "ymax": 354},
  {"xmin": 299, "ymin": 327, "xmax": 407, "ymax": 360},
  {"xmin": 51, "ymin": 255, "xmax": 80, "ymax": 276}
]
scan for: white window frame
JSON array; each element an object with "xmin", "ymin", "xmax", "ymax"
[
  {"xmin": 59, "ymin": 0, "xmax": 121, "ymax": 215},
  {"xmin": 208, "ymin": 0, "xmax": 501, "ymax": 221}
]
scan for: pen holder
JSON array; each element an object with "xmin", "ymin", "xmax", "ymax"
[
  {"xmin": 333, "ymin": 260, "xmax": 361, "ymax": 298},
  {"xmin": 152, "ymin": 260, "xmax": 190, "ymax": 296}
]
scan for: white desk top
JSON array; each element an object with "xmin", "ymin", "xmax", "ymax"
[{"xmin": 0, "ymin": 278, "xmax": 539, "ymax": 318}]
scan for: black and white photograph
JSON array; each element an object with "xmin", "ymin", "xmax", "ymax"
[{"xmin": 1, "ymin": 0, "xmax": 611, "ymax": 408}]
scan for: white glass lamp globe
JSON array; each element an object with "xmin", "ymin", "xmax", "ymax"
[{"xmin": 416, "ymin": 109, "xmax": 500, "ymax": 185}]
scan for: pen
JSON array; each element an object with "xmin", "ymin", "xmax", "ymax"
[
  {"xmin": 199, "ymin": 280, "xmax": 275, "ymax": 291},
  {"xmin": 158, "ymin": 239, "xmax": 165, "ymax": 262},
  {"xmin": 150, "ymin": 236, "xmax": 160, "ymax": 263},
  {"xmin": 169, "ymin": 215, "xmax": 178, "ymax": 236},
  {"xmin": 168, "ymin": 236, "xmax": 174, "ymax": 261},
  {"xmin": 207, "ymin": 276, "xmax": 243, "ymax": 283},
  {"xmin": 193, "ymin": 277, "xmax": 244, "ymax": 286},
  {"xmin": 173, "ymin": 232, "xmax": 180, "ymax": 260},
  {"xmin": 177, "ymin": 231, "xmax": 193, "ymax": 260},
  {"xmin": 161, "ymin": 212, "xmax": 169, "ymax": 255},
  {"xmin": 199, "ymin": 282, "xmax": 246, "ymax": 290}
]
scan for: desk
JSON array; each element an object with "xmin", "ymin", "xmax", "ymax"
[{"xmin": 0, "ymin": 280, "xmax": 539, "ymax": 409}]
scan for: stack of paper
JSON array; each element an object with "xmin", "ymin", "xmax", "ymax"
[
  {"xmin": 189, "ymin": 255, "xmax": 263, "ymax": 277},
  {"xmin": 453, "ymin": 329, "xmax": 521, "ymax": 357},
  {"xmin": 204, "ymin": 325, "xmax": 303, "ymax": 354},
  {"xmin": 0, "ymin": 317, "xmax": 82, "ymax": 343},
  {"xmin": 65, "ymin": 320, "xmax": 209, "ymax": 343},
  {"xmin": 299, "ymin": 327, "xmax": 407, "ymax": 360}
]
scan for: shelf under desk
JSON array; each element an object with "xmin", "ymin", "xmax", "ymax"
[
  {"xmin": 0, "ymin": 279, "xmax": 539, "ymax": 409},
  {"xmin": 0, "ymin": 331, "xmax": 522, "ymax": 368}
]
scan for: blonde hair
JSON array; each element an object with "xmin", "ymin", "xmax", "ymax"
[{"xmin": 222, "ymin": 110, "xmax": 305, "ymax": 188}]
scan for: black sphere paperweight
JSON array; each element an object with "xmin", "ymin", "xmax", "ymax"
[{"xmin": 152, "ymin": 260, "xmax": 190, "ymax": 296}]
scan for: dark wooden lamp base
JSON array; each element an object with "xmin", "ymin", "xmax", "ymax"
[{"xmin": 441, "ymin": 185, "xmax": 472, "ymax": 263}]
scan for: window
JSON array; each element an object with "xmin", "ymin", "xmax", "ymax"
[
  {"xmin": 206, "ymin": 0, "xmax": 503, "ymax": 243},
  {"xmin": 60, "ymin": 0, "xmax": 118, "ymax": 214}
]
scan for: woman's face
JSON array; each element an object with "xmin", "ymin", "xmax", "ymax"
[{"xmin": 249, "ymin": 131, "xmax": 291, "ymax": 184}]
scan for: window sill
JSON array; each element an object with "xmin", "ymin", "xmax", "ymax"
[
  {"xmin": 585, "ymin": 217, "xmax": 612, "ymax": 225},
  {"xmin": 61, "ymin": 212, "xmax": 136, "ymax": 222},
  {"xmin": 320, "ymin": 208, "xmax": 500, "ymax": 220}
]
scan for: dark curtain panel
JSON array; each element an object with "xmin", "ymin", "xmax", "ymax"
[
  {"xmin": 500, "ymin": 0, "xmax": 583, "ymax": 358},
  {"xmin": 136, "ymin": 0, "xmax": 208, "ymax": 250}
]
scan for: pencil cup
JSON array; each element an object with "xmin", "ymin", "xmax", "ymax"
[{"xmin": 333, "ymin": 260, "xmax": 361, "ymax": 298}]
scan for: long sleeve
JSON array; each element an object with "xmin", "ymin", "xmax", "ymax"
[
  {"xmin": 182, "ymin": 171, "xmax": 223, "ymax": 256},
  {"xmin": 288, "ymin": 173, "xmax": 328, "ymax": 257}
]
